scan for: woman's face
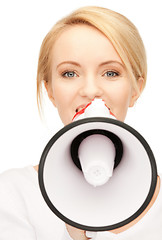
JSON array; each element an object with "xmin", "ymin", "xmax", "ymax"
[{"xmin": 47, "ymin": 25, "xmax": 140, "ymax": 125}]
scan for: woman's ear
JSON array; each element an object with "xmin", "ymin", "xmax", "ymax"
[
  {"xmin": 129, "ymin": 77, "xmax": 144, "ymax": 107},
  {"xmin": 44, "ymin": 80, "xmax": 56, "ymax": 107}
]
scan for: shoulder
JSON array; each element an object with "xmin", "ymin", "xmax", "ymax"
[
  {"xmin": 0, "ymin": 166, "xmax": 37, "ymax": 202},
  {"xmin": 0, "ymin": 166, "xmax": 36, "ymax": 185},
  {"xmin": 0, "ymin": 166, "xmax": 39, "ymax": 217}
]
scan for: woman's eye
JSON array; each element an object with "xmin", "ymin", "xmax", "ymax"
[
  {"xmin": 104, "ymin": 71, "xmax": 119, "ymax": 77},
  {"xmin": 62, "ymin": 71, "xmax": 77, "ymax": 78}
]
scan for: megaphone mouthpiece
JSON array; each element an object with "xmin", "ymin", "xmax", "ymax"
[{"xmin": 73, "ymin": 99, "xmax": 116, "ymax": 121}]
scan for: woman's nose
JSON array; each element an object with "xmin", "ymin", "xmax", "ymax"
[{"xmin": 79, "ymin": 77, "xmax": 103, "ymax": 100}]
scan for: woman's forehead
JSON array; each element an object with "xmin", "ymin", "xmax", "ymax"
[{"xmin": 51, "ymin": 25, "xmax": 122, "ymax": 67}]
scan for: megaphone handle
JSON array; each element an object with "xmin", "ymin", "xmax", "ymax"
[
  {"xmin": 86, "ymin": 231, "xmax": 115, "ymax": 240},
  {"xmin": 85, "ymin": 231, "xmax": 97, "ymax": 239}
]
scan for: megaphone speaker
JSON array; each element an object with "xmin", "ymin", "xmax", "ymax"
[{"xmin": 38, "ymin": 99, "xmax": 157, "ymax": 232}]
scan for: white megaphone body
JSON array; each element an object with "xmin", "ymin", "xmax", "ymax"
[{"xmin": 38, "ymin": 99, "xmax": 157, "ymax": 233}]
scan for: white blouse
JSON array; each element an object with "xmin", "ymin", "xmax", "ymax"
[{"xmin": 0, "ymin": 166, "xmax": 162, "ymax": 240}]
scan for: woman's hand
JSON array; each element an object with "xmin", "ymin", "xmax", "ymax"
[{"xmin": 66, "ymin": 224, "xmax": 89, "ymax": 240}]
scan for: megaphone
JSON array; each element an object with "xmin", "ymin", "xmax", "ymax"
[{"xmin": 38, "ymin": 99, "xmax": 157, "ymax": 232}]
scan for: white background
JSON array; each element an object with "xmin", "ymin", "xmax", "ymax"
[{"xmin": 0, "ymin": 0, "xmax": 162, "ymax": 174}]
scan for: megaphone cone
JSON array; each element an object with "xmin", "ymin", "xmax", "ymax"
[{"xmin": 38, "ymin": 99, "xmax": 157, "ymax": 232}]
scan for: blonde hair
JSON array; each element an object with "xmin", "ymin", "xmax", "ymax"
[{"xmin": 37, "ymin": 6, "xmax": 147, "ymax": 112}]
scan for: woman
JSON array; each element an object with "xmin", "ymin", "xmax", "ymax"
[{"xmin": 0, "ymin": 6, "xmax": 161, "ymax": 240}]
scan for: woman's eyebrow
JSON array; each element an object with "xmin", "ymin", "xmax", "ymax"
[
  {"xmin": 56, "ymin": 61, "xmax": 81, "ymax": 69},
  {"xmin": 99, "ymin": 60, "xmax": 125, "ymax": 68},
  {"xmin": 56, "ymin": 60, "xmax": 125, "ymax": 69}
]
